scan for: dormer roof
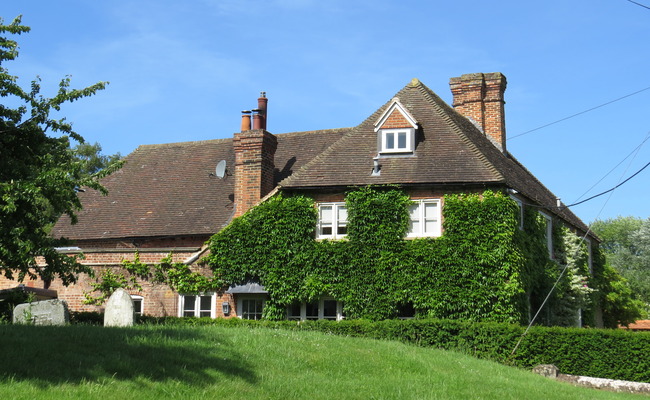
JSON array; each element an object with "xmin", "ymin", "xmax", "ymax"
[{"xmin": 374, "ymin": 96, "xmax": 418, "ymax": 131}]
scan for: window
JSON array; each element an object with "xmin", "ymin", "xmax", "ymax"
[
  {"xmin": 540, "ymin": 212, "xmax": 553, "ymax": 258},
  {"xmin": 379, "ymin": 128, "xmax": 414, "ymax": 153},
  {"xmin": 317, "ymin": 203, "xmax": 347, "ymax": 239},
  {"xmin": 131, "ymin": 295, "xmax": 143, "ymax": 316},
  {"xmin": 287, "ymin": 297, "xmax": 344, "ymax": 321},
  {"xmin": 179, "ymin": 293, "xmax": 214, "ymax": 318},
  {"xmin": 407, "ymin": 199, "xmax": 441, "ymax": 237},
  {"xmin": 585, "ymin": 238, "xmax": 593, "ymax": 274},
  {"xmin": 238, "ymin": 297, "xmax": 265, "ymax": 320}
]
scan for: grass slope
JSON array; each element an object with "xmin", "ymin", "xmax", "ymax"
[{"xmin": 0, "ymin": 324, "xmax": 641, "ymax": 399}]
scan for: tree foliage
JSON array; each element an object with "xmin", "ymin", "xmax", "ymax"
[
  {"xmin": 592, "ymin": 216, "xmax": 650, "ymax": 315},
  {"xmin": 72, "ymin": 142, "xmax": 122, "ymax": 178},
  {"xmin": 0, "ymin": 16, "xmax": 119, "ymax": 285}
]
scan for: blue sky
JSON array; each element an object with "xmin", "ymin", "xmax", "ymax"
[{"xmin": 4, "ymin": 0, "xmax": 650, "ymax": 224}]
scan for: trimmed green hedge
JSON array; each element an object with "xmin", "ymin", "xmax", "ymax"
[{"xmin": 131, "ymin": 316, "xmax": 650, "ymax": 383}]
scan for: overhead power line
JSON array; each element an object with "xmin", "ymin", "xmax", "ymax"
[
  {"xmin": 563, "ymin": 160, "xmax": 650, "ymax": 208},
  {"xmin": 627, "ymin": 0, "xmax": 650, "ymax": 10},
  {"xmin": 508, "ymin": 86, "xmax": 650, "ymax": 140}
]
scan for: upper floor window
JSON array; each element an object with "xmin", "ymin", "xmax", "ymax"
[
  {"xmin": 379, "ymin": 128, "xmax": 415, "ymax": 154},
  {"xmin": 179, "ymin": 293, "xmax": 215, "ymax": 318},
  {"xmin": 317, "ymin": 203, "xmax": 347, "ymax": 239},
  {"xmin": 407, "ymin": 199, "xmax": 441, "ymax": 238},
  {"xmin": 509, "ymin": 195, "xmax": 524, "ymax": 230}
]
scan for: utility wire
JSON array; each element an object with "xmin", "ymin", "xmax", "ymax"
[
  {"xmin": 563, "ymin": 160, "xmax": 650, "ymax": 208},
  {"xmin": 571, "ymin": 132, "xmax": 650, "ymax": 204},
  {"xmin": 627, "ymin": 0, "xmax": 650, "ymax": 10},
  {"xmin": 508, "ymin": 86, "xmax": 650, "ymax": 140}
]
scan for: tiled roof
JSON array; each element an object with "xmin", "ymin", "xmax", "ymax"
[
  {"xmin": 280, "ymin": 79, "xmax": 591, "ymax": 234},
  {"xmin": 52, "ymin": 129, "xmax": 346, "ymax": 240},
  {"xmin": 53, "ymin": 78, "xmax": 591, "ymax": 240},
  {"xmin": 625, "ymin": 320, "xmax": 650, "ymax": 330}
]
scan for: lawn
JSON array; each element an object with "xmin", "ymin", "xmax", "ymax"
[{"xmin": 0, "ymin": 324, "xmax": 642, "ymax": 399}]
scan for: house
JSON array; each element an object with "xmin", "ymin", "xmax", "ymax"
[{"xmin": 0, "ymin": 72, "xmax": 602, "ymax": 326}]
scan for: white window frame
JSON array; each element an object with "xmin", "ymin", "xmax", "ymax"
[
  {"xmin": 379, "ymin": 128, "xmax": 415, "ymax": 154},
  {"xmin": 131, "ymin": 295, "xmax": 144, "ymax": 316},
  {"xmin": 407, "ymin": 199, "xmax": 442, "ymax": 238},
  {"xmin": 540, "ymin": 212, "xmax": 553, "ymax": 258},
  {"xmin": 236, "ymin": 295, "xmax": 266, "ymax": 320},
  {"xmin": 287, "ymin": 297, "xmax": 345, "ymax": 321},
  {"xmin": 316, "ymin": 202, "xmax": 348, "ymax": 239},
  {"xmin": 179, "ymin": 293, "xmax": 216, "ymax": 318}
]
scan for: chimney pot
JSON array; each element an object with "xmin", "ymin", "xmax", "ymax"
[{"xmin": 241, "ymin": 111, "xmax": 252, "ymax": 132}]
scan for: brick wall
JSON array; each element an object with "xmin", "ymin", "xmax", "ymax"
[
  {"xmin": 380, "ymin": 109, "xmax": 412, "ymax": 129},
  {"xmin": 449, "ymin": 72, "xmax": 507, "ymax": 151},
  {"xmin": 233, "ymin": 129, "xmax": 278, "ymax": 218}
]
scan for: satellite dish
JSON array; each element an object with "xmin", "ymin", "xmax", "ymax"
[{"xmin": 215, "ymin": 160, "xmax": 227, "ymax": 179}]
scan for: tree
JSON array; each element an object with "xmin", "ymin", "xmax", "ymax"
[
  {"xmin": 72, "ymin": 142, "xmax": 121, "ymax": 178},
  {"xmin": 0, "ymin": 16, "xmax": 119, "ymax": 285},
  {"xmin": 592, "ymin": 216, "xmax": 650, "ymax": 315}
]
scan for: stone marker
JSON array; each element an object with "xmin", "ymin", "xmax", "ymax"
[
  {"xmin": 104, "ymin": 288, "xmax": 135, "ymax": 327},
  {"xmin": 13, "ymin": 299, "xmax": 70, "ymax": 326}
]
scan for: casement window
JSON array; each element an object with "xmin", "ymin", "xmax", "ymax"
[
  {"xmin": 179, "ymin": 293, "xmax": 215, "ymax": 318},
  {"xmin": 540, "ymin": 212, "xmax": 553, "ymax": 258},
  {"xmin": 317, "ymin": 203, "xmax": 348, "ymax": 239},
  {"xmin": 379, "ymin": 128, "xmax": 415, "ymax": 154},
  {"xmin": 287, "ymin": 297, "xmax": 344, "ymax": 321},
  {"xmin": 407, "ymin": 199, "xmax": 441, "ymax": 238},
  {"xmin": 237, "ymin": 296, "xmax": 265, "ymax": 320},
  {"xmin": 131, "ymin": 295, "xmax": 143, "ymax": 316}
]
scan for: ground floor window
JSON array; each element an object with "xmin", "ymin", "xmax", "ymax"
[
  {"xmin": 131, "ymin": 295, "xmax": 143, "ymax": 316},
  {"xmin": 179, "ymin": 293, "xmax": 215, "ymax": 318},
  {"xmin": 287, "ymin": 297, "xmax": 344, "ymax": 321},
  {"xmin": 235, "ymin": 295, "xmax": 266, "ymax": 320}
]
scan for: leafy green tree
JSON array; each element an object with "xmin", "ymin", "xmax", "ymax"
[
  {"xmin": 592, "ymin": 216, "xmax": 650, "ymax": 315},
  {"xmin": 73, "ymin": 142, "xmax": 121, "ymax": 178},
  {"xmin": 0, "ymin": 16, "xmax": 118, "ymax": 285}
]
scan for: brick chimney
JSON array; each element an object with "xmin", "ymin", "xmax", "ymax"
[
  {"xmin": 449, "ymin": 72, "xmax": 507, "ymax": 151},
  {"xmin": 233, "ymin": 93, "xmax": 277, "ymax": 218}
]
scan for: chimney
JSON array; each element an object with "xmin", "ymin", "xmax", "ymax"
[
  {"xmin": 252, "ymin": 92, "xmax": 268, "ymax": 130},
  {"xmin": 449, "ymin": 72, "xmax": 507, "ymax": 151},
  {"xmin": 233, "ymin": 93, "xmax": 277, "ymax": 217}
]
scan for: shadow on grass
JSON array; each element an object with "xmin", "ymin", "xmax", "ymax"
[{"xmin": 0, "ymin": 324, "xmax": 256, "ymax": 386}]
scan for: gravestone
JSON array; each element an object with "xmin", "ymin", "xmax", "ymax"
[
  {"xmin": 13, "ymin": 299, "xmax": 70, "ymax": 325},
  {"xmin": 104, "ymin": 288, "xmax": 135, "ymax": 327}
]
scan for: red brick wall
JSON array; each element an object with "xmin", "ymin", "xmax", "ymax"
[
  {"xmin": 449, "ymin": 72, "xmax": 507, "ymax": 151},
  {"xmin": 380, "ymin": 109, "xmax": 411, "ymax": 129},
  {"xmin": 233, "ymin": 129, "xmax": 278, "ymax": 218}
]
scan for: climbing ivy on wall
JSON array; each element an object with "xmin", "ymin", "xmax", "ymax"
[
  {"xmin": 204, "ymin": 187, "xmax": 602, "ymax": 325},
  {"xmin": 85, "ymin": 185, "xmax": 613, "ymax": 326}
]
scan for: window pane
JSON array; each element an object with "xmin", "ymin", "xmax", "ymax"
[
  {"xmin": 408, "ymin": 204, "xmax": 419, "ymax": 220},
  {"xmin": 321, "ymin": 225, "xmax": 332, "ymax": 235},
  {"xmin": 424, "ymin": 220, "xmax": 437, "ymax": 233},
  {"xmin": 337, "ymin": 206, "xmax": 347, "ymax": 222},
  {"xmin": 183, "ymin": 296, "xmax": 196, "ymax": 313},
  {"xmin": 397, "ymin": 131, "xmax": 407, "ymax": 149},
  {"xmin": 323, "ymin": 300, "xmax": 337, "ymax": 320},
  {"xmin": 337, "ymin": 225, "xmax": 347, "ymax": 235},
  {"xmin": 385, "ymin": 132, "xmax": 394, "ymax": 149},
  {"xmin": 424, "ymin": 202, "xmax": 438, "ymax": 219},
  {"xmin": 288, "ymin": 303, "xmax": 301, "ymax": 320},
  {"xmin": 306, "ymin": 302, "xmax": 319, "ymax": 320},
  {"xmin": 199, "ymin": 295, "xmax": 212, "ymax": 312},
  {"xmin": 320, "ymin": 205, "xmax": 333, "ymax": 222},
  {"xmin": 133, "ymin": 299, "xmax": 143, "ymax": 315}
]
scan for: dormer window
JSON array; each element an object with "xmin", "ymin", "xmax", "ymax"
[
  {"xmin": 380, "ymin": 128, "xmax": 415, "ymax": 153},
  {"xmin": 374, "ymin": 97, "xmax": 418, "ymax": 155}
]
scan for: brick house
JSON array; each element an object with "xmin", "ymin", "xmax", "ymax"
[{"xmin": 0, "ymin": 72, "xmax": 599, "ymax": 323}]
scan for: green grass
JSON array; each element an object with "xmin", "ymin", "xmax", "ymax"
[{"xmin": 0, "ymin": 324, "xmax": 642, "ymax": 399}]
